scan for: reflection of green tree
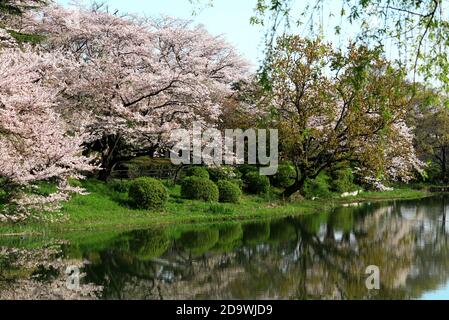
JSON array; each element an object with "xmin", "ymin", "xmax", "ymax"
[
  {"xmin": 180, "ymin": 229, "xmax": 220, "ymax": 255},
  {"xmin": 218, "ymin": 224, "xmax": 243, "ymax": 244},
  {"xmin": 243, "ymin": 222, "xmax": 270, "ymax": 245},
  {"xmin": 211, "ymin": 224, "xmax": 243, "ymax": 253},
  {"xmin": 329, "ymin": 207, "xmax": 354, "ymax": 234},
  {"xmin": 128, "ymin": 230, "xmax": 171, "ymax": 261},
  {"xmin": 297, "ymin": 212, "xmax": 328, "ymax": 234},
  {"xmin": 269, "ymin": 220, "xmax": 297, "ymax": 243}
]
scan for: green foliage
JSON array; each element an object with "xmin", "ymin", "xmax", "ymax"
[
  {"xmin": 302, "ymin": 172, "xmax": 332, "ymax": 199},
  {"xmin": 238, "ymin": 164, "xmax": 258, "ymax": 177},
  {"xmin": 272, "ymin": 163, "xmax": 296, "ymax": 188},
  {"xmin": 32, "ymin": 180, "xmax": 58, "ymax": 196},
  {"xmin": 244, "ymin": 171, "xmax": 270, "ymax": 194},
  {"xmin": 109, "ymin": 179, "xmax": 131, "ymax": 193},
  {"xmin": 68, "ymin": 178, "xmax": 83, "ymax": 188},
  {"xmin": 128, "ymin": 177, "xmax": 168, "ymax": 210},
  {"xmin": 208, "ymin": 203, "xmax": 235, "ymax": 215},
  {"xmin": 208, "ymin": 166, "xmax": 240, "ymax": 181},
  {"xmin": 217, "ymin": 180, "xmax": 242, "ymax": 203},
  {"xmin": 331, "ymin": 168, "xmax": 357, "ymax": 193},
  {"xmin": 181, "ymin": 177, "xmax": 219, "ymax": 202},
  {"xmin": 185, "ymin": 166, "xmax": 210, "ymax": 179}
]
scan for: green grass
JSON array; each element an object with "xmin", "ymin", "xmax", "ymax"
[
  {"xmin": 339, "ymin": 189, "xmax": 429, "ymax": 202},
  {"xmin": 0, "ymin": 179, "xmax": 431, "ymax": 237}
]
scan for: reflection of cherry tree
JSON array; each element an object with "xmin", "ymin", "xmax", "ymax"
[{"xmin": 0, "ymin": 244, "xmax": 102, "ymax": 300}]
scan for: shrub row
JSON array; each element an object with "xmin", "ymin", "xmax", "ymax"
[{"xmin": 117, "ymin": 164, "xmax": 359, "ymax": 211}]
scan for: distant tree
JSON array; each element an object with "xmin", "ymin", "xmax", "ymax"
[{"xmin": 415, "ymin": 102, "xmax": 449, "ymax": 182}]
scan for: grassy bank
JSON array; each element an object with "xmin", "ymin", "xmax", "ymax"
[{"xmin": 0, "ymin": 180, "xmax": 431, "ymax": 237}]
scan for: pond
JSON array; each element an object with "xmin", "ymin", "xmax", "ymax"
[{"xmin": 1, "ymin": 195, "xmax": 449, "ymax": 300}]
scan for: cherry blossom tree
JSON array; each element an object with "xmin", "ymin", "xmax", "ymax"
[
  {"xmin": 0, "ymin": 0, "xmax": 47, "ymax": 18},
  {"xmin": 25, "ymin": 5, "xmax": 249, "ymax": 179},
  {"xmin": 0, "ymin": 47, "xmax": 96, "ymax": 220},
  {"xmin": 0, "ymin": 27, "xmax": 17, "ymax": 47},
  {"xmin": 0, "ymin": 0, "xmax": 47, "ymax": 46}
]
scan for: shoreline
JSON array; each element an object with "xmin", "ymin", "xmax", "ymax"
[{"xmin": 0, "ymin": 186, "xmax": 433, "ymax": 238}]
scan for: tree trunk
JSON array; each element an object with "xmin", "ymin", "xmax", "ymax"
[
  {"xmin": 97, "ymin": 135, "xmax": 122, "ymax": 181},
  {"xmin": 98, "ymin": 147, "xmax": 118, "ymax": 181},
  {"xmin": 283, "ymin": 177, "xmax": 306, "ymax": 198},
  {"xmin": 98, "ymin": 163, "xmax": 114, "ymax": 181}
]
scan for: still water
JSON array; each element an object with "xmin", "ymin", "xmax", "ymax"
[{"xmin": 1, "ymin": 196, "xmax": 449, "ymax": 300}]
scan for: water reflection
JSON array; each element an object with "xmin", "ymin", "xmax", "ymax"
[
  {"xmin": 0, "ymin": 243, "xmax": 102, "ymax": 300},
  {"xmin": 1, "ymin": 196, "xmax": 449, "ymax": 300}
]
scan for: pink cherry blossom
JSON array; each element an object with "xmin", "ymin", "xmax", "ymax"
[
  {"xmin": 23, "ymin": 5, "xmax": 249, "ymax": 177},
  {"xmin": 0, "ymin": 47, "xmax": 97, "ymax": 218}
]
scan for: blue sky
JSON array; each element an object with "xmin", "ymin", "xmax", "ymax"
[
  {"xmin": 55, "ymin": 1, "xmax": 379, "ymax": 68},
  {"xmin": 57, "ymin": 0, "xmax": 266, "ymax": 66}
]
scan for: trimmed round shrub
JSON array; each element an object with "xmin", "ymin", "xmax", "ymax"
[
  {"xmin": 217, "ymin": 180, "xmax": 242, "ymax": 203},
  {"xmin": 128, "ymin": 177, "xmax": 168, "ymax": 209},
  {"xmin": 244, "ymin": 172, "xmax": 270, "ymax": 194},
  {"xmin": 185, "ymin": 166, "xmax": 210, "ymax": 179},
  {"xmin": 181, "ymin": 177, "xmax": 219, "ymax": 202},
  {"xmin": 272, "ymin": 164, "xmax": 296, "ymax": 188}
]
